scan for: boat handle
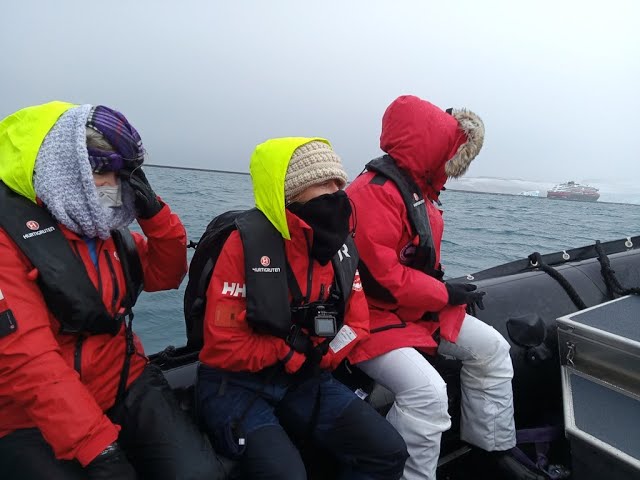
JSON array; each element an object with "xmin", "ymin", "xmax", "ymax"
[
  {"xmin": 566, "ymin": 341, "xmax": 576, "ymax": 367},
  {"xmin": 625, "ymin": 237, "xmax": 633, "ymax": 248}
]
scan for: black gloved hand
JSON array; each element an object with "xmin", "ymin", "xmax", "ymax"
[
  {"xmin": 306, "ymin": 340, "xmax": 330, "ymax": 365},
  {"xmin": 286, "ymin": 326, "xmax": 314, "ymax": 355},
  {"xmin": 85, "ymin": 442, "xmax": 137, "ymax": 480},
  {"xmin": 120, "ymin": 167, "xmax": 163, "ymax": 219},
  {"xmin": 445, "ymin": 283, "xmax": 486, "ymax": 310},
  {"xmin": 286, "ymin": 327, "xmax": 330, "ymax": 362}
]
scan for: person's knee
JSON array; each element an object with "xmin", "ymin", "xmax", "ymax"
[
  {"xmin": 334, "ymin": 400, "xmax": 409, "ymax": 479},
  {"xmin": 466, "ymin": 323, "xmax": 513, "ymax": 367},
  {"xmin": 375, "ymin": 428, "xmax": 409, "ymax": 480},
  {"xmin": 396, "ymin": 374, "xmax": 450, "ymax": 423},
  {"xmin": 481, "ymin": 330, "xmax": 513, "ymax": 377},
  {"xmin": 174, "ymin": 447, "xmax": 228, "ymax": 480},
  {"xmin": 493, "ymin": 329, "xmax": 511, "ymax": 356},
  {"xmin": 0, "ymin": 429, "xmax": 86, "ymax": 480},
  {"xmin": 242, "ymin": 425, "xmax": 305, "ymax": 480},
  {"xmin": 496, "ymin": 334, "xmax": 514, "ymax": 376}
]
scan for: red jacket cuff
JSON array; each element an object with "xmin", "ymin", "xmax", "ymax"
[
  {"xmin": 75, "ymin": 418, "xmax": 120, "ymax": 467},
  {"xmin": 319, "ymin": 351, "xmax": 334, "ymax": 370},
  {"xmin": 283, "ymin": 350, "xmax": 306, "ymax": 374},
  {"xmin": 136, "ymin": 201, "xmax": 172, "ymax": 235}
]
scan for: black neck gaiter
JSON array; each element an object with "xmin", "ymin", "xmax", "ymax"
[{"xmin": 287, "ymin": 190, "xmax": 353, "ymax": 265}]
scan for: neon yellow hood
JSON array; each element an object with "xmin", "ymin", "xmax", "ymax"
[
  {"xmin": 250, "ymin": 137, "xmax": 331, "ymax": 240},
  {"xmin": 0, "ymin": 101, "xmax": 76, "ymax": 201}
]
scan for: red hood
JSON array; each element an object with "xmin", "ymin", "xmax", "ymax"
[{"xmin": 380, "ymin": 95, "xmax": 484, "ymax": 200}]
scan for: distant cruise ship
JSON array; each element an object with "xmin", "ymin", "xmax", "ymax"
[{"xmin": 547, "ymin": 181, "xmax": 600, "ymax": 202}]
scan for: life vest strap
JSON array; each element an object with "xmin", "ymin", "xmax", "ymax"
[
  {"xmin": 0, "ymin": 182, "xmax": 141, "ymax": 335},
  {"xmin": 365, "ymin": 155, "xmax": 438, "ymax": 273}
]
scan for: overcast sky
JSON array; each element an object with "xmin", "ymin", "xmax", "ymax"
[{"xmin": 1, "ymin": 0, "xmax": 638, "ymax": 185}]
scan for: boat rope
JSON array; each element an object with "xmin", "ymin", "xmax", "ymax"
[
  {"xmin": 154, "ymin": 345, "xmax": 199, "ymax": 367},
  {"xmin": 187, "ymin": 240, "xmax": 198, "ymax": 249},
  {"xmin": 594, "ymin": 240, "xmax": 640, "ymax": 297},
  {"xmin": 527, "ymin": 252, "xmax": 587, "ymax": 310}
]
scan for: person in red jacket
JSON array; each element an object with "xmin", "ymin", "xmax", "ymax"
[
  {"xmin": 346, "ymin": 95, "xmax": 521, "ymax": 480},
  {"xmin": 196, "ymin": 138, "xmax": 408, "ymax": 480},
  {"xmin": 0, "ymin": 102, "xmax": 223, "ymax": 480}
]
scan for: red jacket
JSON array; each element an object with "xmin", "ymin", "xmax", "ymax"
[
  {"xmin": 0, "ymin": 204, "xmax": 187, "ymax": 466},
  {"xmin": 199, "ymin": 210, "xmax": 369, "ymax": 374},
  {"xmin": 346, "ymin": 95, "xmax": 468, "ymax": 363}
]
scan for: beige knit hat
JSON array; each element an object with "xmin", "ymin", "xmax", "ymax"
[{"xmin": 284, "ymin": 140, "xmax": 348, "ymax": 203}]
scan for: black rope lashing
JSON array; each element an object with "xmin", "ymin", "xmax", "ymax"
[
  {"xmin": 528, "ymin": 252, "xmax": 587, "ymax": 310},
  {"xmin": 596, "ymin": 241, "xmax": 617, "ymax": 299},
  {"xmin": 153, "ymin": 345, "xmax": 200, "ymax": 367},
  {"xmin": 594, "ymin": 240, "xmax": 640, "ymax": 297},
  {"xmin": 187, "ymin": 240, "xmax": 198, "ymax": 249}
]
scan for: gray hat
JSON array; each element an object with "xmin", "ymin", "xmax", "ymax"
[{"xmin": 284, "ymin": 141, "xmax": 348, "ymax": 203}]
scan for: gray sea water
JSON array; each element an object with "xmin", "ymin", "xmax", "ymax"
[{"xmin": 134, "ymin": 167, "xmax": 640, "ymax": 353}]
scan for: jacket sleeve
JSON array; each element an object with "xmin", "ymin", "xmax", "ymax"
[
  {"xmin": 349, "ymin": 185, "xmax": 449, "ymax": 314},
  {"xmin": 0, "ymin": 231, "xmax": 119, "ymax": 467},
  {"xmin": 133, "ymin": 201, "xmax": 188, "ymax": 292},
  {"xmin": 200, "ymin": 232, "xmax": 306, "ymax": 374},
  {"xmin": 320, "ymin": 269, "xmax": 370, "ymax": 370}
]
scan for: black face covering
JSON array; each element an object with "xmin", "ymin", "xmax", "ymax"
[{"xmin": 287, "ymin": 190, "xmax": 353, "ymax": 265}]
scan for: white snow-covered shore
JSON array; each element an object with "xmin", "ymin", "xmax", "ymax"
[{"xmin": 447, "ymin": 177, "xmax": 640, "ymax": 205}]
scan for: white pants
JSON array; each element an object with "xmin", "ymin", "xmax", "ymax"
[{"xmin": 357, "ymin": 314, "xmax": 516, "ymax": 480}]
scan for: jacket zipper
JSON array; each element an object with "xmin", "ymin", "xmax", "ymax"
[
  {"xmin": 369, "ymin": 306, "xmax": 407, "ymax": 333},
  {"xmin": 74, "ymin": 335, "xmax": 84, "ymax": 379},
  {"xmin": 76, "ymin": 239, "xmax": 104, "ymax": 297},
  {"xmin": 95, "ymin": 243, "xmax": 104, "ymax": 299},
  {"xmin": 304, "ymin": 235, "xmax": 314, "ymax": 302},
  {"xmin": 104, "ymin": 251, "xmax": 120, "ymax": 312},
  {"xmin": 370, "ymin": 321, "xmax": 407, "ymax": 333}
]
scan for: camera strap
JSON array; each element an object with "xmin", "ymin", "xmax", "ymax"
[{"xmin": 285, "ymin": 260, "xmax": 306, "ymax": 306}]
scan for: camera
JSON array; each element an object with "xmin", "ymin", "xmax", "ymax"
[
  {"xmin": 313, "ymin": 305, "xmax": 338, "ymax": 337},
  {"xmin": 291, "ymin": 302, "xmax": 339, "ymax": 337}
]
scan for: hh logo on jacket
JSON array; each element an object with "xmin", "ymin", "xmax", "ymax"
[{"xmin": 222, "ymin": 282, "xmax": 246, "ymax": 298}]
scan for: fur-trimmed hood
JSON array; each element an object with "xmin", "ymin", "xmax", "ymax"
[{"xmin": 379, "ymin": 95, "xmax": 484, "ymax": 200}]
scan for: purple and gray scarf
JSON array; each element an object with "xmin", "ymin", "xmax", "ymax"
[
  {"xmin": 33, "ymin": 105, "xmax": 137, "ymax": 240},
  {"xmin": 86, "ymin": 105, "xmax": 145, "ymax": 173}
]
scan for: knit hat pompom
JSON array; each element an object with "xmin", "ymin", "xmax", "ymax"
[{"xmin": 284, "ymin": 141, "xmax": 348, "ymax": 203}]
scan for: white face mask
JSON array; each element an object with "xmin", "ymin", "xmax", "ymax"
[{"xmin": 96, "ymin": 182, "xmax": 123, "ymax": 208}]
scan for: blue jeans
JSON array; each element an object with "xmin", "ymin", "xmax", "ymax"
[{"xmin": 197, "ymin": 365, "xmax": 407, "ymax": 480}]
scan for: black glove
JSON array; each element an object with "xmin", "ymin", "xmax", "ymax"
[
  {"xmin": 286, "ymin": 326, "xmax": 314, "ymax": 356},
  {"xmin": 445, "ymin": 282, "xmax": 486, "ymax": 310},
  {"xmin": 306, "ymin": 340, "xmax": 330, "ymax": 365},
  {"xmin": 121, "ymin": 167, "xmax": 163, "ymax": 219},
  {"xmin": 286, "ymin": 326, "xmax": 330, "ymax": 364},
  {"xmin": 85, "ymin": 442, "xmax": 137, "ymax": 480}
]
